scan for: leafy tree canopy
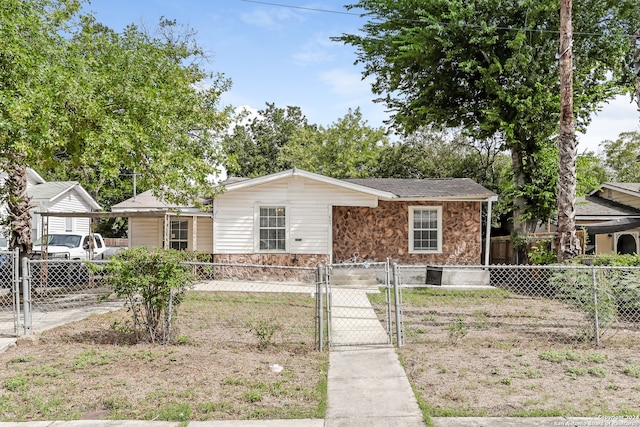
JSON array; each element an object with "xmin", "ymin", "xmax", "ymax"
[
  {"xmin": 336, "ymin": 0, "xmax": 640, "ymax": 230},
  {"xmin": 602, "ymin": 131, "xmax": 640, "ymax": 182},
  {"xmin": 1, "ymin": 0, "xmax": 231, "ymax": 249}
]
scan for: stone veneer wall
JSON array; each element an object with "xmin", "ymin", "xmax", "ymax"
[
  {"xmin": 213, "ymin": 253, "xmax": 329, "ymax": 267},
  {"xmin": 211, "ymin": 254, "xmax": 329, "ymax": 281},
  {"xmin": 332, "ymin": 200, "xmax": 482, "ymax": 264}
]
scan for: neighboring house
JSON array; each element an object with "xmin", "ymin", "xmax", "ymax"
[
  {"xmin": 113, "ymin": 169, "xmax": 497, "ymax": 265},
  {"xmin": 0, "ymin": 169, "xmax": 100, "ymax": 242},
  {"xmin": 576, "ymin": 183, "xmax": 640, "ymax": 255}
]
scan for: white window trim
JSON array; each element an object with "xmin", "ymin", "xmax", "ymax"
[
  {"xmin": 254, "ymin": 204, "xmax": 289, "ymax": 253},
  {"xmin": 169, "ymin": 219, "xmax": 189, "ymax": 251},
  {"xmin": 65, "ymin": 217, "xmax": 74, "ymax": 233},
  {"xmin": 409, "ymin": 206, "xmax": 443, "ymax": 254}
]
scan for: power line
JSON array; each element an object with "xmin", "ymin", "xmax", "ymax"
[
  {"xmin": 239, "ymin": 0, "xmax": 639, "ymax": 39},
  {"xmin": 239, "ymin": 0, "xmax": 359, "ymax": 16}
]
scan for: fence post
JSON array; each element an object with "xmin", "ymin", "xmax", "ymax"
[
  {"xmin": 591, "ymin": 265, "xmax": 600, "ymax": 347},
  {"xmin": 12, "ymin": 249, "xmax": 21, "ymax": 335},
  {"xmin": 325, "ymin": 264, "xmax": 332, "ymax": 346},
  {"xmin": 385, "ymin": 258, "xmax": 392, "ymax": 343},
  {"xmin": 393, "ymin": 262, "xmax": 403, "ymax": 348},
  {"xmin": 316, "ymin": 265, "xmax": 324, "ymax": 352},
  {"xmin": 21, "ymin": 257, "xmax": 32, "ymax": 335}
]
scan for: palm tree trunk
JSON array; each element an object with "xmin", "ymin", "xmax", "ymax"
[
  {"xmin": 6, "ymin": 153, "xmax": 34, "ymax": 260},
  {"xmin": 557, "ymin": 0, "xmax": 580, "ymax": 262}
]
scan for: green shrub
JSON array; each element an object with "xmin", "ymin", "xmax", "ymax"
[{"xmin": 103, "ymin": 247, "xmax": 196, "ymax": 344}]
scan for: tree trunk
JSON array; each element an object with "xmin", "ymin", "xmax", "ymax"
[
  {"xmin": 510, "ymin": 146, "xmax": 537, "ymax": 236},
  {"xmin": 6, "ymin": 153, "xmax": 34, "ymax": 261},
  {"xmin": 557, "ymin": 0, "xmax": 580, "ymax": 262}
]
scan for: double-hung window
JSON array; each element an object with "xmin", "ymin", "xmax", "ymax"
[
  {"xmin": 170, "ymin": 220, "xmax": 188, "ymax": 250},
  {"xmin": 258, "ymin": 206, "xmax": 286, "ymax": 251},
  {"xmin": 409, "ymin": 206, "xmax": 442, "ymax": 253}
]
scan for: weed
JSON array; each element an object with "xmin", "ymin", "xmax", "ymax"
[
  {"xmin": 539, "ymin": 348, "xmax": 582, "ymax": 363},
  {"xmin": 156, "ymin": 402, "xmax": 191, "ymax": 421},
  {"xmin": 500, "ymin": 377, "xmax": 512, "ymax": 385},
  {"xmin": 249, "ymin": 319, "xmax": 281, "ymax": 348},
  {"xmin": 587, "ymin": 367, "xmax": 608, "ymax": 378},
  {"xmin": 8, "ymin": 356, "xmax": 33, "ymax": 364},
  {"xmin": 587, "ymin": 352, "xmax": 608, "ymax": 364},
  {"xmin": 623, "ymin": 364, "xmax": 640, "ymax": 378},
  {"xmin": 473, "ymin": 310, "xmax": 490, "ymax": 330},
  {"xmin": 29, "ymin": 365, "xmax": 63, "ymax": 378},
  {"xmin": 222, "ymin": 376, "xmax": 246, "ymax": 386},
  {"xmin": 447, "ymin": 317, "xmax": 468, "ymax": 344},
  {"xmin": 566, "ymin": 366, "xmax": 587, "ymax": 379},
  {"xmin": 243, "ymin": 390, "xmax": 263, "ymax": 403},
  {"xmin": 197, "ymin": 401, "xmax": 229, "ymax": 414},
  {"xmin": 4, "ymin": 375, "xmax": 29, "ymax": 392},
  {"xmin": 608, "ymin": 383, "xmax": 620, "ymax": 391},
  {"xmin": 523, "ymin": 369, "xmax": 543, "ymax": 379}
]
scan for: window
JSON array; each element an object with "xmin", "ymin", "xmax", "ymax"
[
  {"xmin": 170, "ymin": 220, "xmax": 188, "ymax": 250},
  {"xmin": 259, "ymin": 206, "xmax": 286, "ymax": 251},
  {"xmin": 409, "ymin": 206, "xmax": 442, "ymax": 253},
  {"xmin": 65, "ymin": 217, "xmax": 73, "ymax": 232}
]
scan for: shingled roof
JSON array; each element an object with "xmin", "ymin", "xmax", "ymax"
[
  {"xmin": 576, "ymin": 196, "xmax": 640, "ymax": 219},
  {"xmin": 342, "ymin": 177, "xmax": 496, "ymax": 199}
]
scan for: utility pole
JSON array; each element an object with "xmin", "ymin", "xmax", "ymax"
[{"xmin": 557, "ymin": 0, "xmax": 580, "ymax": 262}]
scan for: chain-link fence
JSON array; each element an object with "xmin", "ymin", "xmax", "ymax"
[
  {"xmin": 326, "ymin": 261, "xmax": 396, "ymax": 347},
  {"xmin": 0, "ymin": 249, "xmax": 19, "ymax": 336},
  {"xmin": 395, "ymin": 264, "xmax": 640, "ymax": 348}
]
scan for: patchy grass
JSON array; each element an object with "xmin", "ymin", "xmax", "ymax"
[
  {"xmin": 0, "ymin": 291, "xmax": 328, "ymax": 422},
  {"xmin": 372, "ymin": 287, "xmax": 640, "ymax": 418}
]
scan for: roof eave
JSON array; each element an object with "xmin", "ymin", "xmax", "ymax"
[{"xmin": 222, "ymin": 168, "xmax": 396, "ymax": 199}]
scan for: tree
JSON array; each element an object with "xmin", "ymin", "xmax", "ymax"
[
  {"xmin": 374, "ymin": 128, "xmax": 511, "ymax": 191},
  {"xmin": 602, "ymin": 132, "xmax": 640, "ymax": 182},
  {"xmin": 557, "ymin": 0, "xmax": 579, "ymax": 262},
  {"xmin": 282, "ymin": 108, "xmax": 388, "ymax": 178},
  {"xmin": 576, "ymin": 152, "xmax": 607, "ymax": 196},
  {"xmin": 336, "ymin": 0, "xmax": 640, "ymax": 235},
  {"xmin": 222, "ymin": 103, "xmax": 313, "ymax": 177},
  {"xmin": 1, "ymin": 2, "xmax": 230, "ymax": 256}
]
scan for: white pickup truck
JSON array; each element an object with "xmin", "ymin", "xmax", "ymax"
[{"xmin": 33, "ymin": 233, "xmax": 108, "ymax": 260}]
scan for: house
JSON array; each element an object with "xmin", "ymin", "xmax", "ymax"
[
  {"xmin": 576, "ymin": 183, "xmax": 640, "ymax": 255},
  {"xmin": 0, "ymin": 169, "xmax": 101, "ymax": 241},
  {"xmin": 112, "ymin": 169, "xmax": 497, "ymax": 265}
]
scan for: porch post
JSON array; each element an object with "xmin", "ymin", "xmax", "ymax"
[
  {"xmin": 484, "ymin": 197, "xmax": 497, "ymax": 266},
  {"xmin": 163, "ymin": 214, "xmax": 170, "ymax": 249},
  {"xmin": 192, "ymin": 216, "xmax": 198, "ymax": 251}
]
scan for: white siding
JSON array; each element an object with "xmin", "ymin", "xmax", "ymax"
[
  {"xmin": 130, "ymin": 218, "xmax": 163, "ymax": 249},
  {"xmin": 195, "ymin": 217, "xmax": 214, "ymax": 253},
  {"xmin": 33, "ymin": 189, "xmax": 94, "ymax": 239},
  {"xmin": 214, "ymin": 176, "xmax": 377, "ymax": 255}
]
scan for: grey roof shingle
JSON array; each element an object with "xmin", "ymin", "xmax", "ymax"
[
  {"xmin": 576, "ymin": 196, "xmax": 640, "ymax": 218},
  {"xmin": 28, "ymin": 182, "xmax": 78, "ymax": 201},
  {"xmin": 341, "ymin": 177, "xmax": 495, "ymax": 199}
]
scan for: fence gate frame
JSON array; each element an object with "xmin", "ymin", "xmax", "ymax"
[
  {"xmin": 321, "ymin": 259, "xmax": 403, "ymax": 348},
  {"xmin": 0, "ymin": 249, "xmax": 21, "ymax": 337}
]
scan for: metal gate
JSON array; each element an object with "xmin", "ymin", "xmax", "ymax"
[
  {"xmin": 325, "ymin": 260, "xmax": 403, "ymax": 347},
  {"xmin": 0, "ymin": 249, "xmax": 21, "ymax": 337}
]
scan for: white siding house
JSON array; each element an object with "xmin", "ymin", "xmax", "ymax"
[
  {"xmin": 1, "ymin": 169, "xmax": 100, "ymax": 242},
  {"xmin": 213, "ymin": 171, "xmax": 385, "ymax": 257}
]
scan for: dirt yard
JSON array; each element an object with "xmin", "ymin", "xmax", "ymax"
[
  {"xmin": 0, "ymin": 291, "xmax": 328, "ymax": 422},
  {"xmin": 374, "ymin": 287, "xmax": 640, "ymax": 417}
]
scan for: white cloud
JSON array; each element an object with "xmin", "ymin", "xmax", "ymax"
[
  {"xmin": 293, "ymin": 33, "xmax": 336, "ymax": 66},
  {"xmin": 240, "ymin": 6, "xmax": 304, "ymax": 30},
  {"xmin": 318, "ymin": 68, "xmax": 371, "ymax": 98},
  {"xmin": 579, "ymin": 95, "xmax": 640, "ymax": 153}
]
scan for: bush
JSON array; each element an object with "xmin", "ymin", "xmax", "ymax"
[{"xmin": 103, "ymin": 247, "xmax": 198, "ymax": 344}]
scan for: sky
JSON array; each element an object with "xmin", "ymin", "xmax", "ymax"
[{"xmin": 83, "ymin": 0, "xmax": 640, "ymax": 154}]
